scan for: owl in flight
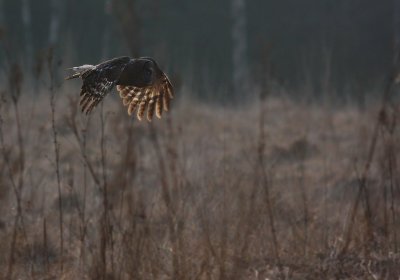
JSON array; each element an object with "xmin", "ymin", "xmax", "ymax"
[{"xmin": 66, "ymin": 56, "xmax": 174, "ymax": 121}]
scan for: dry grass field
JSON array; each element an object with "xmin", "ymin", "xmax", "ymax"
[{"xmin": 0, "ymin": 73, "xmax": 400, "ymax": 279}]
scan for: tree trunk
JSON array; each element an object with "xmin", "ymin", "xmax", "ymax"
[
  {"xmin": 102, "ymin": 0, "xmax": 112, "ymax": 59},
  {"xmin": 394, "ymin": 0, "xmax": 400, "ymax": 66},
  {"xmin": 231, "ymin": 0, "xmax": 248, "ymax": 96},
  {"xmin": 21, "ymin": 0, "xmax": 33, "ymax": 67},
  {"xmin": 49, "ymin": 0, "xmax": 62, "ymax": 47},
  {"xmin": 0, "ymin": 0, "xmax": 4, "ymax": 27},
  {"xmin": 112, "ymin": 0, "xmax": 140, "ymax": 57}
]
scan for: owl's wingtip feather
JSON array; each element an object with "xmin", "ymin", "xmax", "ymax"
[{"xmin": 113, "ymin": 66, "xmax": 174, "ymax": 121}]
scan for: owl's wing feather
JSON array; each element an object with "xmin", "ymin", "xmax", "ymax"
[
  {"xmin": 67, "ymin": 56, "xmax": 174, "ymax": 120},
  {"xmin": 78, "ymin": 56, "xmax": 130, "ymax": 114},
  {"xmin": 117, "ymin": 74, "xmax": 174, "ymax": 121}
]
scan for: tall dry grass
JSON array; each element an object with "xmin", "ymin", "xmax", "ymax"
[
  {"xmin": 0, "ymin": 60, "xmax": 400, "ymax": 279},
  {"xmin": 0, "ymin": 54, "xmax": 399, "ymax": 280}
]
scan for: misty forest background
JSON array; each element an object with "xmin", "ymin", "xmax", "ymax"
[
  {"xmin": 1, "ymin": 0, "xmax": 400, "ymax": 279},
  {"xmin": 0, "ymin": 0, "xmax": 397, "ymax": 100}
]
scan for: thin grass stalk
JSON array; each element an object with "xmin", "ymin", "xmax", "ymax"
[
  {"xmin": 115, "ymin": 120, "xmax": 135, "ymax": 279},
  {"xmin": 387, "ymin": 129, "xmax": 398, "ymax": 252},
  {"xmin": 6, "ymin": 214, "xmax": 18, "ymax": 280},
  {"xmin": 198, "ymin": 205, "xmax": 218, "ymax": 266},
  {"xmin": 79, "ymin": 119, "xmax": 88, "ymax": 269},
  {"xmin": 383, "ymin": 167, "xmax": 389, "ymax": 243},
  {"xmin": 240, "ymin": 183, "xmax": 258, "ymax": 254},
  {"xmin": 339, "ymin": 67, "xmax": 397, "ymax": 258},
  {"xmin": 99, "ymin": 103, "xmax": 113, "ymax": 278},
  {"xmin": 227, "ymin": 178, "xmax": 258, "ymax": 278},
  {"xmin": 65, "ymin": 101, "xmax": 89, "ymax": 268},
  {"xmin": 149, "ymin": 125, "xmax": 180, "ymax": 278},
  {"xmin": 7, "ymin": 63, "xmax": 26, "ymax": 227},
  {"xmin": 165, "ymin": 116, "xmax": 189, "ymax": 277},
  {"xmin": 0, "ymin": 68, "xmax": 31, "ymax": 279},
  {"xmin": 379, "ymin": 122, "xmax": 395, "ymax": 250},
  {"xmin": 0, "ymin": 116, "xmax": 16, "ymax": 280},
  {"xmin": 0, "ymin": 115, "xmax": 19, "ymax": 280},
  {"xmin": 43, "ymin": 218, "xmax": 49, "ymax": 273},
  {"xmin": 322, "ymin": 160, "xmax": 329, "ymax": 252},
  {"xmin": 12, "ymin": 99, "xmax": 24, "ymax": 195},
  {"xmin": 257, "ymin": 98, "xmax": 283, "ymax": 274},
  {"xmin": 66, "ymin": 110, "xmax": 101, "ymax": 186},
  {"xmin": 48, "ymin": 48, "xmax": 64, "ymax": 272},
  {"xmin": 298, "ymin": 162, "xmax": 310, "ymax": 258},
  {"xmin": 218, "ymin": 185, "xmax": 228, "ymax": 280},
  {"xmin": 382, "ymin": 107, "xmax": 399, "ymax": 252}
]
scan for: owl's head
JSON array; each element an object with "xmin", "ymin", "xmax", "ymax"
[
  {"xmin": 117, "ymin": 57, "xmax": 164, "ymax": 87},
  {"xmin": 136, "ymin": 57, "xmax": 163, "ymax": 86}
]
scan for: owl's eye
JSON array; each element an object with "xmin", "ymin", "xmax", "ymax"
[{"xmin": 144, "ymin": 69, "xmax": 152, "ymax": 80}]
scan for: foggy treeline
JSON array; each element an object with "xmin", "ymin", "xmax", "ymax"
[{"xmin": 0, "ymin": 0, "xmax": 396, "ymax": 98}]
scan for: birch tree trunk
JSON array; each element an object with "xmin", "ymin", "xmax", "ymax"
[
  {"xmin": 231, "ymin": 0, "xmax": 248, "ymax": 96},
  {"xmin": 394, "ymin": 0, "xmax": 400, "ymax": 67},
  {"xmin": 21, "ymin": 0, "xmax": 33, "ymax": 67},
  {"xmin": 49, "ymin": 0, "xmax": 62, "ymax": 46},
  {"xmin": 0, "ymin": 0, "xmax": 5, "ymax": 71},
  {"xmin": 0, "ymin": 0, "xmax": 4, "ymax": 27}
]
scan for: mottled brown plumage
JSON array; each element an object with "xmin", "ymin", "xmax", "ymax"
[{"xmin": 66, "ymin": 56, "xmax": 174, "ymax": 121}]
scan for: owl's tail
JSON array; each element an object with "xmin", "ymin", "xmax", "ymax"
[{"xmin": 65, "ymin": 64, "xmax": 95, "ymax": 80}]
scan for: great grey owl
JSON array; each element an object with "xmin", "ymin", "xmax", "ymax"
[{"xmin": 66, "ymin": 56, "xmax": 174, "ymax": 121}]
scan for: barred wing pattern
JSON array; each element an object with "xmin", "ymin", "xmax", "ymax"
[
  {"xmin": 116, "ymin": 74, "xmax": 173, "ymax": 121},
  {"xmin": 79, "ymin": 57, "xmax": 130, "ymax": 114},
  {"xmin": 66, "ymin": 56, "xmax": 174, "ymax": 120}
]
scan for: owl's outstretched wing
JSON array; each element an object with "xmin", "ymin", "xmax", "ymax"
[
  {"xmin": 66, "ymin": 56, "xmax": 130, "ymax": 114},
  {"xmin": 116, "ymin": 74, "xmax": 174, "ymax": 121}
]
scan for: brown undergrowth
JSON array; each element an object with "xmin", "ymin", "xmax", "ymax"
[{"xmin": 0, "ymin": 76, "xmax": 399, "ymax": 279}]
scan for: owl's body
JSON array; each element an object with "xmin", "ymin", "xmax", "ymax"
[{"xmin": 66, "ymin": 56, "xmax": 174, "ymax": 121}]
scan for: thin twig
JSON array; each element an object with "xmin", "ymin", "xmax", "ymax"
[{"xmin": 48, "ymin": 48, "xmax": 64, "ymax": 272}]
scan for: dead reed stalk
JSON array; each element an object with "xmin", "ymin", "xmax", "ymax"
[{"xmin": 47, "ymin": 48, "xmax": 64, "ymax": 272}]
